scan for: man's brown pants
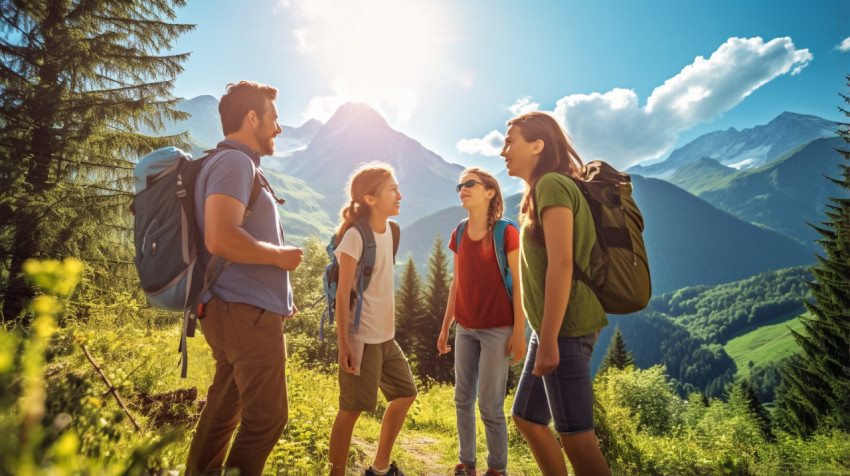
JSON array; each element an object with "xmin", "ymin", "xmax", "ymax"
[{"xmin": 185, "ymin": 298, "xmax": 288, "ymax": 476}]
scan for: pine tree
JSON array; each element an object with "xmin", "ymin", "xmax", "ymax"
[
  {"xmin": 774, "ymin": 75, "xmax": 850, "ymax": 436},
  {"xmin": 737, "ymin": 380, "xmax": 773, "ymax": 441},
  {"xmin": 395, "ymin": 256, "xmax": 425, "ymax": 363},
  {"xmin": 416, "ymin": 234, "xmax": 454, "ymax": 385},
  {"xmin": 597, "ymin": 326, "xmax": 635, "ymax": 376},
  {"xmin": 0, "ymin": 1, "xmax": 194, "ymax": 321}
]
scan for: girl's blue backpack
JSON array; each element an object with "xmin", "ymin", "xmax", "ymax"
[{"xmin": 317, "ymin": 220, "xmax": 400, "ymax": 341}]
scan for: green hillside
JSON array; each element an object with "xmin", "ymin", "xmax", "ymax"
[
  {"xmin": 668, "ymin": 157, "xmax": 737, "ymax": 195},
  {"xmin": 595, "ymin": 267, "xmax": 813, "ymax": 399},
  {"xmin": 685, "ymin": 137, "xmax": 847, "ymax": 251},
  {"xmin": 593, "ymin": 312, "xmax": 736, "ymax": 398},
  {"xmin": 724, "ymin": 313, "xmax": 805, "ymax": 380},
  {"xmin": 264, "ymin": 169, "xmax": 336, "ymax": 245},
  {"xmin": 644, "ymin": 266, "xmax": 811, "ymax": 343}
]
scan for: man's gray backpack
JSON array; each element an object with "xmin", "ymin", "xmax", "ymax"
[{"xmin": 131, "ymin": 144, "xmax": 261, "ymax": 377}]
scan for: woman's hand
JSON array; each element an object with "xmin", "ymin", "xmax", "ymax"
[
  {"xmin": 532, "ymin": 337, "xmax": 559, "ymax": 376},
  {"xmin": 507, "ymin": 328, "xmax": 526, "ymax": 365},
  {"xmin": 437, "ymin": 328, "xmax": 452, "ymax": 354}
]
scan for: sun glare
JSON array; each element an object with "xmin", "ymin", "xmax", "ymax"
[{"xmin": 293, "ymin": 0, "xmax": 447, "ymax": 122}]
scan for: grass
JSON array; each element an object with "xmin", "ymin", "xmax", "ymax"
[
  {"xmin": 723, "ymin": 313, "xmax": 805, "ymax": 380},
  {"xmin": 69, "ymin": 316, "xmax": 543, "ymax": 474},
  {"xmin": 26, "ymin": 301, "xmax": 848, "ymax": 475}
]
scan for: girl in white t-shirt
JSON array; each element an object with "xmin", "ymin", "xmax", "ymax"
[{"xmin": 328, "ymin": 162, "xmax": 417, "ymax": 476}]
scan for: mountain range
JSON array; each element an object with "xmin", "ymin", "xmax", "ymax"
[
  {"xmin": 161, "ymin": 98, "xmax": 843, "ymax": 295},
  {"xmin": 667, "ymin": 136, "xmax": 847, "ymax": 252},
  {"xmin": 266, "ymin": 103, "xmax": 464, "ymax": 227},
  {"xmin": 398, "ymin": 175, "xmax": 814, "ymax": 295},
  {"xmin": 155, "ymin": 95, "xmax": 321, "ymax": 155},
  {"xmin": 627, "ymin": 112, "xmax": 835, "ymax": 178}
]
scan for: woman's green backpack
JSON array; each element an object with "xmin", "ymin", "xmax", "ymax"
[{"xmin": 570, "ymin": 160, "xmax": 651, "ymax": 315}]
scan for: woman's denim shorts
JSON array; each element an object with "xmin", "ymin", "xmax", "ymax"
[{"xmin": 511, "ymin": 330, "xmax": 599, "ymax": 434}]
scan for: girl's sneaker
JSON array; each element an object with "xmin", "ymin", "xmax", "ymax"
[
  {"xmin": 365, "ymin": 461, "xmax": 404, "ymax": 476},
  {"xmin": 454, "ymin": 463, "xmax": 477, "ymax": 475},
  {"xmin": 484, "ymin": 471, "xmax": 505, "ymax": 476}
]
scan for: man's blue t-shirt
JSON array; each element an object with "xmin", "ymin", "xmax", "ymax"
[{"xmin": 194, "ymin": 139, "xmax": 293, "ymax": 315}]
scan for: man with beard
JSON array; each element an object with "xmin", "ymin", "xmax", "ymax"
[{"xmin": 185, "ymin": 81, "xmax": 303, "ymax": 476}]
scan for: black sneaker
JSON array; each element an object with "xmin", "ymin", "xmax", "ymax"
[
  {"xmin": 454, "ymin": 463, "xmax": 477, "ymax": 475},
  {"xmin": 365, "ymin": 461, "xmax": 404, "ymax": 476}
]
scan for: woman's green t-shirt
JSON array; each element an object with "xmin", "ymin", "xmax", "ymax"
[{"xmin": 520, "ymin": 172, "xmax": 608, "ymax": 337}]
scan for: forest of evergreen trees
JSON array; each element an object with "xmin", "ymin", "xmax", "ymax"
[
  {"xmin": 592, "ymin": 266, "xmax": 815, "ymax": 399},
  {"xmin": 644, "ymin": 267, "xmax": 812, "ymax": 343}
]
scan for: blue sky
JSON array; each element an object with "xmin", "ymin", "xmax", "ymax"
[{"xmin": 170, "ymin": 0, "xmax": 849, "ymax": 173}]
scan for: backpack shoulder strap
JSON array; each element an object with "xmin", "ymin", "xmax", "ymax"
[
  {"xmin": 389, "ymin": 220, "xmax": 401, "ymax": 263},
  {"xmin": 493, "ymin": 218, "xmax": 517, "ymax": 300},
  {"xmin": 563, "ymin": 175, "xmax": 601, "ymax": 293},
  {"xmin": 351, "ymin": 220, "xmax": 376, "ymax": 328},
  {"xmin": 353, "ymin": 221, "xmax": 377, "ymax": 281},
  {"xmin": 244, "ymin": 168, "xmax": 263, "ymax": 221},
  {"xmin": 454, "ymin": 218, "xmax": 469, "ymax": 252}
]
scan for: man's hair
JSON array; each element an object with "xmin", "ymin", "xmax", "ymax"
[{"xmin": 219, "ymin": 81, "xmax": 279, "ymax": 135}]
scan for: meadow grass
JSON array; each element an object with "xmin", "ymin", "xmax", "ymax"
[
  {"xmin": 724, "ymin": 313, "xmax": 805, "ymax": 379},
  {"xmin": 66, "ymin": 312, "xmax": 544, "ymax": 474},
  {"xmin": 33, "ymin": 304, "xmax": 848, "ymax": 475}
]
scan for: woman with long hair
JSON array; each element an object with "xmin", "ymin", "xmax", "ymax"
[{"xmin": 501, "ymin": 112, "xmax": 610, "ymax": 476}]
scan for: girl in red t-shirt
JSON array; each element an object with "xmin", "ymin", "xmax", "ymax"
[{"xmin": 437, "ymin": 167, "xmax": 527, "ymax": 476}]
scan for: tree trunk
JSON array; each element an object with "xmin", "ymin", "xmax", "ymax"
[
  {"xmin": 2, "ymin": 211, "xmax": 38, "ymax": 322},
  {"xmin": 1, "ymin": 4, "xmax": 64, "ymax": 322}
]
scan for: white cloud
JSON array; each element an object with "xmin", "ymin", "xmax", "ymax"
[
  {"xmin": 456, "ymin": 130, "xmax": 504, "ymax": 156},
  {"xmin": 837, "ymin": 37, "xmax": 850, "ymax": 52},
  {"xmin": 644, "ymin": 37, "xmax": 811, "ymax": 126},
  {"xmin": 554, "ymin": 88, "xmax": 677, "ymax": 164},
  {"xmin": 458, "ymin": 37, "xmax": 813, "ymax": 169},
  {"xmin": 509, "ymin": 96, "xmax": 540, "ymax": 116},
  {"xmin": 293, "ymin": 29, "xmax": 313, "ymax": 53}
]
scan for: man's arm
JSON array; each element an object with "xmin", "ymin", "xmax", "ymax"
[{"xmin": 204, "ymin": 193, "xmax": 302, "ymax": 271}]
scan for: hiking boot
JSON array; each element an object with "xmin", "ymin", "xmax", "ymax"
[
  {"xmin": 454, "ymin": 463, "xmax": 477, "ymax": 475},
  {"xmin": 364, "ymin": 461, "xmax": 404, "ymax": 476},
  {"xmin": 484, "ymin": 470, "xmax": 506, "ymax": 476}
]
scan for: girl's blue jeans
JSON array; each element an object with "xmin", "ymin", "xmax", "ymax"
[{"xmin": 454, "ymin": 324, "xmax": 512, "ymax": 472}]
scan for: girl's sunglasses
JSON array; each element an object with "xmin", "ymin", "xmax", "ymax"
[{"xmin": 456, "ymin": 179, "xmax": 484, "ymax": 193}]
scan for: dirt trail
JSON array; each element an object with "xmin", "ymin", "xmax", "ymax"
[{"xmin": 350, "ymin": 434, "xmax": 447, "ymax": 475}]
